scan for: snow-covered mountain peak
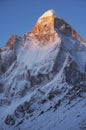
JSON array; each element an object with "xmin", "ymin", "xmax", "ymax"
[
  {"xmin": 39, "ymin": 9, "xmax": 57, "ymax": 19},
  {"xmin": 0, "ymin": 10, "xmax": 86, "ymax": 130}
]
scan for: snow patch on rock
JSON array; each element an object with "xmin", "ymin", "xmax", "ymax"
[{"xmin": 40, "ymin": 9, "xmax": 57, "ymax": 18}]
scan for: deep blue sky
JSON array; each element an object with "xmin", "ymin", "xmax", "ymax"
[{"xmin": 0, "ymin": 0, "xmax": 86, "ymax": 47}]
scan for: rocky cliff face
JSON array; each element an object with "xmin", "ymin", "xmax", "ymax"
[
  {"xmin": 0, "ymin": 10, "xmax": 86, "ymax": 130},
  {"xmin": 32, "ymin": 10, "xmax": 58, "ymax": 44},
  {"xmin": 32, "ymin": 16, "xmax": 54, "ymax": 34}
]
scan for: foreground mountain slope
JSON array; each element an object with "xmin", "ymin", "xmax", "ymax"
[{"xmin": 0, "ymin": 10, "xmax": 86, "ymax": 130}]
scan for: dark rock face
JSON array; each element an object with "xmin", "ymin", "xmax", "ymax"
[
  {"xmin": 54, "ymin": 18, "xmax": 84, "ymax": 42},
  {"xmin": 0, "ymin": 83, "xmax": 4, "ymax": 93},
  {"xmin": 64, "ymin": 59, "xmax": 86, "ymax": 85},
  {"xmin": 0, "ymin": 52, "xmax": 2, "ymax": 74},
  {"xmin": 1, "ymin": 51, "xmax": 17, "ymax": 74},
  {"xmin": 5, "ymin": 101, "xmax": 35, "ymax": 126},
  {"xmin": 30, "ymin": 72, "xmax": 51, "ymax": 86},
  {"xmin": 64, "ymin": 61, "xmax": 79, "ymax": 85},
  {"xmin": 5, "ymin": 115, "xmax": 15, "ymax": 126},
  {"xmin": 14, "ymin": 105, "xmax": 25, "ymax": 118}
]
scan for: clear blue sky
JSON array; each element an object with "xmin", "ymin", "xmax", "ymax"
[{"xmin": 0, "ymin": 0, "xmax": 86, "ymax": 47}]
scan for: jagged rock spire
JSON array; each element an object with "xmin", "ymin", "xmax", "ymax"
[{"xmin": 32, "ymin": 10, "xmax": 56, "ymax": 35}]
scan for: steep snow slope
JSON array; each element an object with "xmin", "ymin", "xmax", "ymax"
[{"xmin": 0, "ymin": 9, "xmax": 86, "ymax": 130}]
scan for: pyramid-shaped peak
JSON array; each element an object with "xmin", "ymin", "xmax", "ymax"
[{"xmin": 40, "ymin": 9, "xmax": 57, "ymax": 18}]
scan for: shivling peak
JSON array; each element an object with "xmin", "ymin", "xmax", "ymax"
[{"xmin": 0, "ymin": 8, "xmax": 86, "ymax": 130}]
